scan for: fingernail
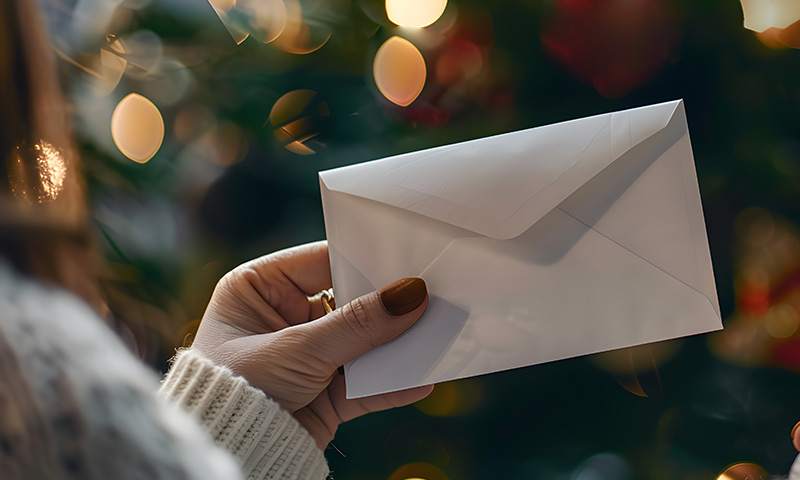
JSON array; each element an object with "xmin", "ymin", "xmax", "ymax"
[
  {"xmin": 379, "ymin": 277, "xmax": 427, "ymax": 317},
  {"xmin": 791, "ymin": 420, "xmax": 800, "ymax": 439}
]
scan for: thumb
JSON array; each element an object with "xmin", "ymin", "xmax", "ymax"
[{"xmin": 297, "ymin": 277, "xmax": 428, "ymax": 370}]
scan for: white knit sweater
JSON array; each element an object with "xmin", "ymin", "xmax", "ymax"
[
  {"xmin": 0, "ymin": 264, "xmax": 329, "ymax": 479},
  {"xmin": 159, "ymin": 350, "xmax": 329, "ymax": 479}
]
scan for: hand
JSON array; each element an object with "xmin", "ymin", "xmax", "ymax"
[{"xmin": 190, "ymin": 241, "xmax": 434, "ymax": 448}]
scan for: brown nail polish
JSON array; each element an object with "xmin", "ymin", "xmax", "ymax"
[
  {"xmin": 791, "ymin": 420, "xmax": 800, "ymax": 439},
  {"xmin": 379, "ymin": 277, "xmax": 427, "ymax": 316}
]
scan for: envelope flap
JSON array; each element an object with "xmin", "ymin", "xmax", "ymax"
[{"xmin": 319, "ymin": 100, "xmax": 683, "ymax": 239}]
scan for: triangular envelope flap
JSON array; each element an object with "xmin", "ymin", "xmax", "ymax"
[
  {"xmin": 319, "ymin": 100, "xmax": 683, "ymax": 239},
  {"xmin": 559, "ymin": 102, "xmax": 720, "ymax": 318}
]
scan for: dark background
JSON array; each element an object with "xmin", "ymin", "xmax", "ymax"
[{"xmin": 45, "ymin": 0, "xmax": 800, "ymax": 477}]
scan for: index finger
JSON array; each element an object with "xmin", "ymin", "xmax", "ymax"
[
  {"xmin": 257, "ymin": 240, "xmax": 332, "ymax": 296},
  {"xmin": 232, "ymin": 240, "xmax": 332, "ymax": 326}
]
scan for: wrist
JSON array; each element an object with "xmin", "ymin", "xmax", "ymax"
[{"xmin": 159, "ymin": 349, "xmax": 331, "ymax": 478}]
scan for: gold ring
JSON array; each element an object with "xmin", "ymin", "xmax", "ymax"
[{"xmin": 320, "ymin": 288, "xmax": 335, "ymax": 313}]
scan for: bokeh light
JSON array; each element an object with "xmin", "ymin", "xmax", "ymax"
[
  {"xmin": 571, "ymin": 453, "xmax": 633, "ymax": 480},
  {"xmin": 735, "ymin": 207, "xmax": 776, "ymax": 248},
  {"xmin": 123, "ymin": 30, "xmax": 163, "ymax": 77},
  {"xmin": 710, "ymin": 206, "xmax": 800, "ymax": 371},
  {"xmin": 173, "ymin": 120, "xmax": 247, "ymax": 205},
  {"xmin": 208, "ymin": 0, "xmax": 234, "ymax": 12},
  {"xmin": 52, "ymin": 35, "xmax": 128, "ymax": 97},
  {"xmin": 591, "ymin": 343, "xmax": 678, "ymax": 398},
  {"xmin": 173, "ymin": 105, "xmax": 216, "ymax": 144},
  {"xmin": 272, "ymin": 0, "xmax": 331, "ymax": 54},
  {"xmin": 435, "ymin": 39, "xmax": 483, "ymax": 86},
  {"xmin": 140, "ymin": 58, "xmax": 194, "ymax": 106},
  {"xmin": 740, "ymin": 0, "xmax": 800, "ymax": 32},
  {"xmin": 269, "ymin": 89, "xmax": 330, "ymax": 155},
  {"xmin": 386, "ymin": 0, "xmax": 447, "ymax": 28},
  {"xmin": 373, "ymin": 36, "xmax": 426, "ymax": 107},
  {"xmin": 111, "ymin": 93, "xmax": 165, "ymax": 163},
  {"xmin": 717, "ymin": 462, "xmax": 768, "ymax": 480},
  {"xmin": 202, "ymin": 122, "xmax": 248, "ymax": 166},
  {"xmin": 236, "ymin": 0, "xmax": 287, "ymax": 43},
  {"xmin": 93, "ymin": 35, "xmax": 127, "ymax": 96},
  {"xmin": 9, "ymin": 141, "xmax": 67, "ymax": 204},
  {"xmin": 414, "ymin": 380, "xmax": 483, "ymax": 416},
  {"xmin": 388, "ymin": 462, "xmax": 449, "ymax": 480},
  {"xmin": 755, "ymin": 19, "xmax": 800, "ymax": 49},
  {"xmin": 541, "ymin": 0, "xmax": 678, "ymax": 98},
  {"xmin": 208, "ymin": 0, "xmax": 249, "ymax": 44},
  {"xmin": 764, "ymin": 304, "xmax": 800, "ymax": 339}
]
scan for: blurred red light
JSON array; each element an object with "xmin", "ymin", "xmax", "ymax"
[{"xmin": 540, "ymin": 0, "xmax": 679, "ymax": 98}]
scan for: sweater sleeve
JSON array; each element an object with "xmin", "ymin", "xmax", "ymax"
[{"xmin": 158, "ymin": 349, "xmax": 330, "ymax": 480}]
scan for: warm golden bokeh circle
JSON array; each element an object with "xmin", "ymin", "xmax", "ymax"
[
  {"xmin": 373, "ymin": 36, "xmax": 427, "ymax": 107},
  {"xmin": 386, "ymin": 0, "xmax": 447, "ymax": 28},
  {"xmin": 111, "ymin": 93, "xmax": 165, "ymax": 163}
]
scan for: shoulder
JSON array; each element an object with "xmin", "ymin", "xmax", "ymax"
[
  {"xmin": 0, "ymin": 262, "xmax": 125, "ymax": 370},
  {"xmin": 0, "ymin": 264, "xmax": 241, "ymax": 480},
  {"xmin": 0, "ymin": 262, "xmax": 147, "ymax": 401}
]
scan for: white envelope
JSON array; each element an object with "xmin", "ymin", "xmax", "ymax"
[{"xmin": 319, "ymin": 99, "xmax": 722, "ymax": 399}]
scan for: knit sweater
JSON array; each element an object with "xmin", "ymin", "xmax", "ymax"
[
  {"xmin": 0, "ymin": 263, "xmax": 329, "ymax": 479},
  {"xmin": 159, "ymin": 350, "xmax": 329, "ymax": 479}
]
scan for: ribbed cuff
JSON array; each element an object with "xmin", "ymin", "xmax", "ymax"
[{"xmin": 158, "ymin": 349, "xmax": 330, "ymax": 480}]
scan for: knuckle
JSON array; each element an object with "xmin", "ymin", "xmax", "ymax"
[
  {"xmin": 217, "ymin": 264, "xmax": 255, "ymax": 291},
  {"xmin": 341, "ymin": 297, "xmax": 379, "ymax": 347},
  {"xmin": 216, "ymin": 269, "xmax": 238, "ymax": 291},
  {"xmin": 217, "ymin": 263, "xmax": 281, "ymax": 302},
  {"xmin": 219, "ymin": 255, "xmax": 275, "ymax": 287},
  {"xmin": 237, "ymin": 266, "xmax": 263, "ymax": 289}
]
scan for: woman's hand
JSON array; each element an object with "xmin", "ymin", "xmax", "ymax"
[{"xmin": 190, "ymin": 241, "xmax": 433, "ymax": 448}]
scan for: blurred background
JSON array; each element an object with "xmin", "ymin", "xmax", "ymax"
[{"xmin": 34, "ymin": 0, "xmax": 800, "ymax": 478}]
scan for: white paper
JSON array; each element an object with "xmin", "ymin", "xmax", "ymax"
[{"xmin": 319, "ymin": 99, "xmax": 722, "ymax": 399}]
